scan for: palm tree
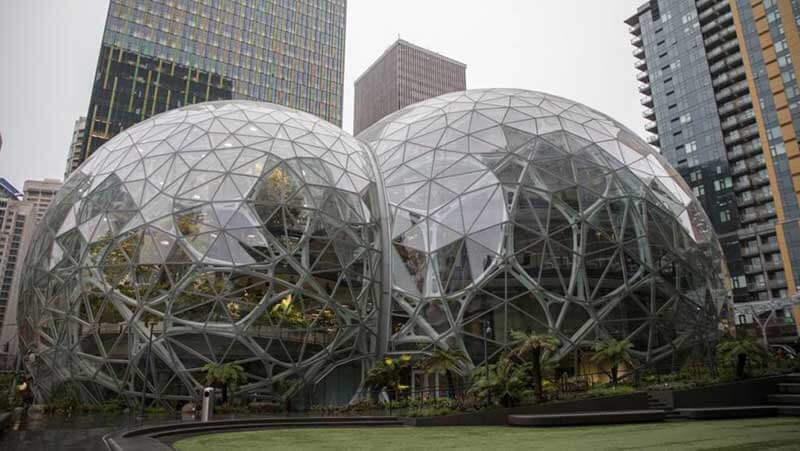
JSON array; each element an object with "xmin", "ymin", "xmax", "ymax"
[
  {"xmin": 510, "ymin": 330, "xmax": 560, "ymax": 402},
  {"xmin": 417, "ymin": 347, "xmax": 470, "ymax": 399},
  {"xmin": 716, "ymin": 336, "xmax": 766, "ymax": 379},
  {"xmin": 591, "ymin": 338, "xmax": 633, "ymax": 387},
  {"xmin": 203, "ymin": 362, "xmax": 247, "ymax": 404}
]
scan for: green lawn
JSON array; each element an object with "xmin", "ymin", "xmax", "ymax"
[{"xmin": 173, "ymin": 417, "xmax": 800, "ymax": 451}]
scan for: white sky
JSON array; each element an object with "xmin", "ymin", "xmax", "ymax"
[{"xmin": 0, "ymin": 0, "xmax": 645, "ymax": 190}]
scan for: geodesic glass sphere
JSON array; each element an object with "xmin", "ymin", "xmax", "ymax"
[
  {"xmin": 18, "ymin": 101, "xmax": 380, "ymax": 402},
  {"xmin": 19, "ymin": 90, "xmax": 731, "ymax": 405},
  {"xmin": 360, "ymin": 89, "xmax": 730, "ymax": 365}
]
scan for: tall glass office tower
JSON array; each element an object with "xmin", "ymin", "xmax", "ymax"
[
  {"xmin": 78, "ymin": 0, "xmax": 346, "ymax": 167},
  {"xmin": 626, "ymin": 0, "xmax": 800, "ymax": 341}
]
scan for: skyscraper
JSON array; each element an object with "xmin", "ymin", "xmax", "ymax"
[
  {"xmin": 0, "ymin": 178, "xmax": 62, "ymax": 363},
  {"xmin": 64, "ymin": 117, "xmax": 87, "ymax": 179},
  {"xmin": 79, "ymin": 0, "xmax": 346, "ymax": 164},
  {"xmin": 354, "ymin": 39, "xmax": 466, "ymax": 135},
  {"xmin": 626, "ymin": 0, "xmax": 800, "ymax": 339},
  {"xmin": 0, "ymin": 197, "xmax": 35, "ymax": 362},
  {"xmin": 22, "ymin": 179, "xmax": 62, "ymax": 224}
]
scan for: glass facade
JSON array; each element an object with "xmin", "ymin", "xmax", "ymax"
[
  {"xmin": 354, "ymin": 39, "xmax": 467, "ymax": 135},
  {"xmin": 627, "ymin": 0, "xmax": 800, "ymax": 339},
  {"xmin": 80, "ymin": 0, "xmax": 346, "ymax": 168},
  {"xmin": 21, "ymin": 90, "xmax": 731, "ymax": 405}
]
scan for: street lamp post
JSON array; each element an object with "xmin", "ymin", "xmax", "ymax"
[{"xmin": 483, "ymin": 320, "xmax": 492, "ymax": 407}]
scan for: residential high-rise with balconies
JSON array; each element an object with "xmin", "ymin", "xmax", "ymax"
[
  {"xmin": 0, "ymin": 197, "xmax": 35, "ymax": 364},
  {"xmin": 78, "ymin": 0, "xmax": 346, "ymax": 165},
  {"xmin": 23, "ymin": 179, "xmax": 62, "ymax": 224},
  {"xmin": 626, "ymin": 0, "xmax": 800, "ymax": 341},
  {"xmin": 64, "ymin": 117, "xmax": 87, "ymax": 179},
  {"xmin": 354, "ymin": 39, "xmax": 466, "ymax": 135}
]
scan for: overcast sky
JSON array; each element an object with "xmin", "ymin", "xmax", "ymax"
[{"xmin": 0, "ymin": 0, "xmax": 644, "ymax": 190}]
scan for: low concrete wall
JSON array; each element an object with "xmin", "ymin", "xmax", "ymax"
[
  {"xmin": 649, "ymin": 375, "xmax": 785, "ymax": 409},
  {"xmin": 405, "ymin": 393, "xmax": 650, "ymax": 426}
]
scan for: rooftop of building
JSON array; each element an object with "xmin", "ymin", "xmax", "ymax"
[
  {"xmin": 355, "ymin": 38, "xmax": 467, "ymax": 85},
  {"xmin": 624, "ymin": 1, "xmax": 652, "ymax": 25},
  {"xmin": 23, "ymin": 178, "xmax": 63, "ymax": 190}
]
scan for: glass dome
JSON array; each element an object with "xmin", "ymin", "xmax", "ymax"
[
  {"xmin": 360, "ymin": 88, "xmax": 730, "ymax": 366},
  {"xmin": 19, "ymin": 90, "xmax": 731, "ymax": 405},
  {"xmin": 18, "ymin": 101, "xmax": 380, "ymax": 403}
]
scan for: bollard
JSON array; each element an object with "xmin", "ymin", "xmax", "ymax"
[{"xmin": 201, "ymin": 387, "xmax": 215, "ymax": 422}]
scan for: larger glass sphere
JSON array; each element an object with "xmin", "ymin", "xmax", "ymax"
[{"xmin": 361, "ymin": 89, "xmax": 730, "ymax": 364}]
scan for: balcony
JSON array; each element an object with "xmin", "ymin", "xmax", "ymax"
[
  {"xmin": 635, "ymin": 58, "xmax": 647, "ymax": 71},
  {"xmin": 725, "ymin": 52, "xmax": 742, "ymax": 66},
  {"xmin": 741, "ymin": 246, "xmax": 760, "ymax": 257},
  {"xmin": 747, "ymin": 155, "xmax": 766, "ymax": 171},
  {"xmin": 707, "ymin": 46, "xmax": 725, "ymax": 62},
  {"xmin": 721, "ymin": 115, "xmax": 739, "ymax": 131},
  {"xmin": 640, "ymin": 96, "xmax": 654, "ymax": 107},
  {"xmin": 757, "ymin": 221, "xmax": 776, "ymax": 233},
  {"xmin": 747, "ymin": 280, "xmax": 766, "ymax": 292},
  {"xmin": 715, "ymin": 81, "xmax": 748, "ymax": 103},
  {"xmin": 761, "ymin": 242, "xmax": 780, "ymax": 254},
  {"xmin": 642, "ymin": 108, "xmax": 655, "ymax": 120},
  {"xmin": 768, "ymin": 279, "xmax": 788, "ymax": 289},
  {"xmin": 740, "ymin": 211, "xmax": 758, "ymax": 223},
  {"xmin": 631, "ymin": 35, "xmax": 643, "ymax": 47},
  {"xmin": 737, "ymin": 194, "xmax": 755, "ymax": 207},
  {"xmin": 637, "ymin": 71, "xmax": 649, "ymax": 83},
  {"xmin": 738, "ymin": 225, "xmax": 757, "ymax": 238},
  {"xmin": 645, "ymin": 121, "xmax": 658, "ymax": 133},
  {"xmin": 725, "ymin": 124, "xmax": 759, "ymax": 146},
  {"xmin": 647, "ymin": 135, "xmax": 660, "ymax": 147},
  {"xmin": 758, "ymin": 205, "xmax": 777, "ymax": 220},
  {"xmin": 720, "ymin": 24, "xmax": 736, "ymax": 39},
  {"xmin": 754, "ymin": 189, "xmax": 773, "ymax": 203},
  {"xmin": 733, "ymin": 176, "xmax": 751, "ymax": 191},
  {"xmin": 633, "ymin": 46, "xmax": 645, "ymax": 59},
  {"xmin": 728, "ymin": 145, "xmax": 746, "ymax": 161},
  {"xmin": 745, "ymin": 262, "xmax": 764, "ymax": 274},
  {"xmin": 629, "ymin": 23, "xmax": 641, "ymax": 36},
  {"xmin": 751, "ymin": 173, "xmax": 770, "ymax": 186},
  {"xmin": 732, "ymin": 79, "xmax": 749, "ymax": 95},
  {"xmin": 699, "ymin": 6, "xmax": 716, "ymax": 23},
  {"xmin": 764, "ymin": 260, "xmax": 783, "ymax": 271},
  {"xmin": 639, "ymin": 83, "xmax": 652, "ymax": 95},
  {"xmin": 731, "ymin": 162, "xmax": 748, "ymax": 175},
  {"xmin": 747, "ymin": 280, "xmax": 766, "ymax": 291},
  {"xmin": 710, "ymin": 59, "xmax": 727, "ymax": 75},
  {"xmin": 696, "ymin": 0, "xmax": 715, "ymax": 10},
  {"xmin": 713, "ymin": 66, "xmax": 746, "ymax": 89},
  {"xmin": 743, "ymin": 139, "xmax": 762, "ymax": 156}
]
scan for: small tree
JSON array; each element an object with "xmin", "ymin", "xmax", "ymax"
[
  {"xmin": 203, "ymin": 362, "xmax": 247, "ymax": 404},
  {"xmin": 591, "ymin": 338, "xmax": 633, "ymax": 387},
  {"xmin": 510, "ymin": 330, "xmax": 560, "ymax": 402},
  {"xmin": 417, "ymin": 347, "xmax": 470, "ymax": 399},
  {"xmin": 467, "ymin": 356, "xmax": 532, "ymax": 408},
  {"xmin": 717, "ymin": 336, "xmax": 766, "ymax": 379},
  {"xmin": 364, "ymin": 355, "xmax": 411, "ymax": 401}
]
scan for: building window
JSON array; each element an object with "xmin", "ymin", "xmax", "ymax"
[
  {"xmin": 686, "ymin": 140, "xmax": 697, "ymax": 153},
  {"xmin": 680, "ymin": 113, "xmax": 692, "ymax": 124},
  {"xmin": 771, "ymin": 142, "xmax": 786, "ymax": 156},
  {"xmin": 714, "ymin": 177, "xmax": 732, "ymax": 191}
]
